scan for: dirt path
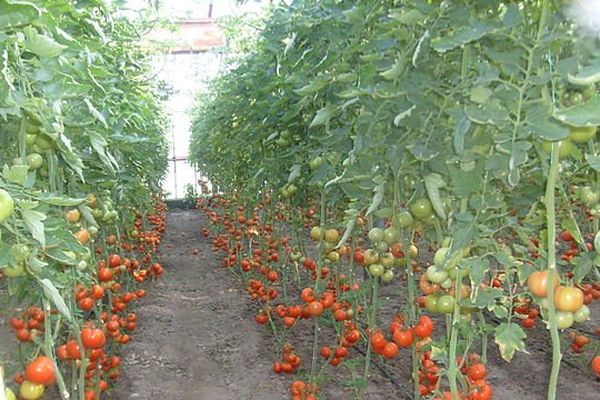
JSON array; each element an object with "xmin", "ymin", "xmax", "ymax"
[{"xmin": 109, "ymin": 210, "xmax": 287, "ymax": 400}]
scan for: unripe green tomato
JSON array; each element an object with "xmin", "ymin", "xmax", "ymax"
[
  {"xmin": 426, "ymin": 265, "xmax": 448, "ymax": 284},
  {"xmin": 6, "ymin": 387, "xmax": 17, "ymax": 400},
  {"xmin": 568, "ymin": 125, "xmax": 597, "ymax": 144},
  {"xmin": 2, "ymin": 262, "xmax": 25, "ymax": 278},
  {"xmin": 433, "ymin": 247, "xmax": 449, "ymax": 267},
  {"xmin": 19, "ymin": 381, "xmax": 45, "ymax": 400},
  {"xmin": 309, "ymin": 156, "xmax": 323, "ymax": 170},
  {"xmin": 383, "ymin": 227, "xmax": 399, "ymax": 244},
  {"xmin": 0, "ymin": 189, "xmax": 15, "ymax": 225},
  {"xmin": 573, "ymin": 305, "xmax": 590, "ymax": 323},
  {"xmin": 25, "ymin": 123, "xmax": 39, "ymax": 135},
  {"xmin": 436, "ymin": 295, "xmax": 455, "ymax": 314},
  {"xmin": 441, "ymin": 237, "xmax": 452, "ymax": 248},
  {"xmin": 381, "ymin": 269, "xmax": 395, "ymax": 283},
  {"xmin": 448, "ymin": 267, "xmax": 468, "ymax": 280},
  {"xmin": 368, "ymin": 263, "xmax": 385, "ymax": 277},
  {"xmin": 555, "ymin": 311, "xmax": 574, "ymax": 329},
  {"xmin": 422, "ymin": 213, "xmax": 438, "ymax": 226},
  {"xmin": 458, "ymin": 313, "xmax": 472, "ymax": 324},
  {"xmin": 368, "ymin": 227, "xmax": 384, "ymax": 243},
  {"xmin": 10, "ymin": 244, "xmax": 30, "ymax": 260},
  {"xmin": 26, "ymin": 153, "xmax": 43, "ymax": 170},
  {"xmin": 425, "ymin": 295, "xmax": 439, "ymax": 313},
  {"xmin": 24, "ymin": 134, "xmax": 36, "ymax": 145},
  {"xmin": 364, "ymin": 249, "xmax": 379, "ymax": 265},
  {"xmin": 410, "ymin": 198, "xmax": 433, "ymax": 220},
  {"xmin": 397, "ymin": 211, "xmax": 413, "ymax": 228},
  {"xmin": 76, "ymin": 260, "xmax": 88, "ymax": 271},
  {"xmin": 579, "ymin": 186, "xmax": 600, "ymax": 206},
  {"xmin": 541, "ymin": 139, "xmax": 576, "ymax": 159},
  {"xmin": 87, "ymin": 226, "xmax": 99, "ymax": 236},
  {"xmin": 376, "ymin": 241, "xmax": 389, "ymax": 253},
  {"xmin": 34, "ymin": 134, "xmax": 53, "ymax": 151},
  {"xmin": 408, "ymin": 245, "xmax": 418, "ymax": 258},
  {"xmin": 440, "ymin": 277, "xmax": 453, "ymax": 290}
]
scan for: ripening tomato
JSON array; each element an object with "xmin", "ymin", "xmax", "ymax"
[
  {"xmin": 527, "ymin": 270, "xmax": 559, "ymax": 298},
  {"xmin": 392, "ymin": 329, "xmax": 414, "ymax": 348},
  {"xmin": 305, "ymin": 301, "xmax": 324, "ymax": 317},
  {"xmin": 25, "ymin": 355, "xmax": 56, "ymax": 385},
  {"xmin": 554, "ymin": 286, "xmax": 584, "ymax": 312}
]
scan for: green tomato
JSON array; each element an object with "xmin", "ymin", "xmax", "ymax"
[
  {"xmin": 2, "ymin": 261, "xmax": 25, "ymax": 278},
  {"xmin": 397, "ymin": 211, "xmax": 413, "ymax": 228},
  {"xmin": 368, "ymin": 263, "xmax": 385, "ymax": 277},
  {"xmin": 436, "ymin": 295, "xmax": 455, "ymax": 314},
  {"xmin": 579, "ymin": 186, "xmax": 600, "ymax": 206},
  {"xmin": 422, "ymin": 212, "xmax": 438, "ymax": 226},
  {"xmin": 87, "ymin": 226, "xmax": 99, "ymax": 236},
  {"xmin": 19, "ymin": 381, "xmax": 45, "ymax": 400},
  {"xmin": 26, "ymin": 153, "xmax": 43, "ymax": 170},
  {"xmin": 410, "ymin": 198, "xmax": 433, "ymax": 220},
  {"xmin": 433, "ymin": 247, "xmax": 450, "ymax": 267},
  {"xmin": 541, "ymin": 139, "xmax": 576, "ymax": 159},
  {"xmin": 25, "ymin": 123, "xmax": 39, "ymax": 135},
  {"xmin": 555, "ymin": 311, "xmax": 574, "ymax": 330},
  {"xmin": 0, "ymin": 189, "xmax": 15, "ymax": 225},
  {"xmin": 383, "ymin": 227, "xmax": 399, "ymax": 244},
  {"xmin": 448, "ymin": 267, "xmax": 468, "ymax": 280},
  {"xmin": 573, "ymin": 305, "xmax": 590, "ymax": 323},
  {"xmin": 426, "ymin": 265, "xmax": 448, "ymax": 284},
  {"xmin": 440, "ymin": 277, "xmax": 453, "ymax": 290},
  {"xmin": 76, "ymin": 260, "xmax": 88, "ymax": 271},
  {"xmin": 568, "ymin": 126, "xmax": 597, "ymax": 144},
  {"xmin": 309, "ymin": 156, "xmax": 323, "ymax": 170},
  {"xmin": 25, "ymin": 134, "xmax": 37, "ymax": 145},
  {"xmin": 5, "ymin": 388, "xmax": 16, "ymax": 400},
  {"xmin": 425, "ymin": 295, "xmax": 439, "ymax": 313},
  {"xmin": 376, "ymin": 241, "xmax": 389, "ymax": 253},
  {"xmin": 458, "ymin": 313, "xmax": 472, "ymax": 324},
  {"xmin": 381, "ymin": 269, "xmax": 395, "ymax": 283},
  {"xmin": 34, "ymin": 134, "xmax": 53, "ymax": 151},
  {"xmin": 368, "ymin": 227, "xmax": 384, "ymax": 243}
]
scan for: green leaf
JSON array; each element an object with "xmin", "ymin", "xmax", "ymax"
[
  {"xmin": 567, "ymin": 63, "xmax": 600, "ymax": 87},
  {"xmin": 365, "ymin": 182, "xmax": 384, "ymax": 217},
  {"xmin": 38, "ymin": 278, "xmax": 72, "ymax": 321},
  {"xmin": 495, "ymin": 322, "xmax": 527, "ymax": 361},
  {"xmin": 89, "ymin": 131, "xmax": 116, "ymax": 175},
  {"xmin": 3, "ymin": 164, "xmax": 29, "ymax": 185},
  {"xmin": 461, "ymin": 257, "xmax": 489, "ymax": 288},
  {"xmin": 554, "ymin": 96, "xmax": 600, "ymax": 127},
  {"xmin": 424, "ymin": 173, "xmax": 446, "ymax": 220},
  {"xmin": 585, "ymin": 154, "xmax": 600, "ymax": 171},
  {"xmin": 24, "ymin": 26, "xmax": 67, "ymax": 58},
  {"xmin": 469, "ymin": 87, "xmax": 493, "ymax": 104},
  {"xmin": 406, "ymin": 142, "xmax": 439, "ymax": 161},
  {"xmin": 431, "ymin": 20, "xmax": 499, "ymax": 53},
  {"xmin": 309, "ymin": 106, "xmax": 335, "ymax": 128},
  {"xmin": 572, "ymin": 252, "xmax": 594, "ymax": 283},
  {"xmin": 393, "ymin": 105, "xmax": 415, "ymax": 126},
  {"xmin": 21, "ymin": 209, "xmax": 46, "ymax": 246},
  {"xmin": 465, "ymin": 103, "xmax": 510, "ymax": 125},
  {"xmin": 44, "ymin": 247, "xmax": 78, "ymax": 266},
  {"xmin": 287, "ymin": 164, "xmax": 301, "ymax": 183},
  {"xmin": 35, "ymin": 193, "xmax": 86, "ymax": 206},
  {"xmin": 380, "ymin": 57, "xmax": 404, "ymax": 80},
  {"xmin": 84, "ymin": 98, "xmax": 108, "ymax": 128},
  {"xmin": 0, "ymin": 0, "xmax": 41, "ymax": 30}
]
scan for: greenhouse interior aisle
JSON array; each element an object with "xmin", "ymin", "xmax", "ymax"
[{"xmin": 108, "ymin": 210, "xmax": 286, "ymax": 400}]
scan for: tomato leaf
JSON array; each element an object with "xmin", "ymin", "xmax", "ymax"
[
  {"xmin": 24, "ymin": 26, "xmax": 67, "ymax": 58},
  {"xmin": 572, "ymin": 252, "xmax": 594, "ymax": 283},
  {"xmin": 38, "ymin": 278, "xmax": 72, "ymax": 321},
  {"xmin": 365, "ymin": 182, "xmax": 384, "ymax": 217},
  {"xmin": 21, "ymin": 209, "xmax": 46, "ymax": 246},
  {"xmin": 424, "ymin": 173, "xmax": 446, "ymax": 220},
  {"xmin": 494, "ymin": 322, "xmax": 527, "ymax": 361},
  {"xmin": 0, "ymin": 0, "xmax": 41, "ymax": 30},
  {"xmin": 554, "ymin": 95, "xmax": 600, "ymax": 127},
  {"xmin": 584, "ymin": 154, "xmax": 600, "ymax": 171},
  {"xmin": 288, "ymin": 164, "xmax": 302, "ymax": 184},
  {"xmin": 35, "ymin": 193, "xmax": 86, "ymax": 207},
  {"xmin": 2, "ymin": 164, "xmax": 29, "ymax": 185},
  {"xmin": 431, "ymin": 20, "xmax": 500, "ymax": 53}
]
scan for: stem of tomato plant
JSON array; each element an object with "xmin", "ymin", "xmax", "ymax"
[
  {"xmin": 42, "ymin": 299, "xmax": 69, "ymax": 400},
  {"xmin": 447, "ymin": 272, "xmax": 463, "ymax": 400},
  {"xmin": 310, "ymin": 185, "xmax": 329, "ymax": 379},
  {"xmin": 361, "ymin": 276, "xmax": 379, "ymax": 395},
  {"xmin": 545, "ymin": 142, "xmax": 562, "ymax": 400}
]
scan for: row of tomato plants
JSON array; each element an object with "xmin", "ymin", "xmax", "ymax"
[
  {"xmin": 0, "ymin": 1, "xmax": 169, "ymax": 399},
  {"xmin": 190, "ymin": 1, "xmax": 600, "ymax": 399},
  {"xmin": 196, "ymin": 188, "xmax": 600, "ymax": 400}
]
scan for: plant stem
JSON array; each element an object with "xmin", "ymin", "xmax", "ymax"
[{"xmin": 545, "ymin": 141, "xmax": 562, "ymax": 400}]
